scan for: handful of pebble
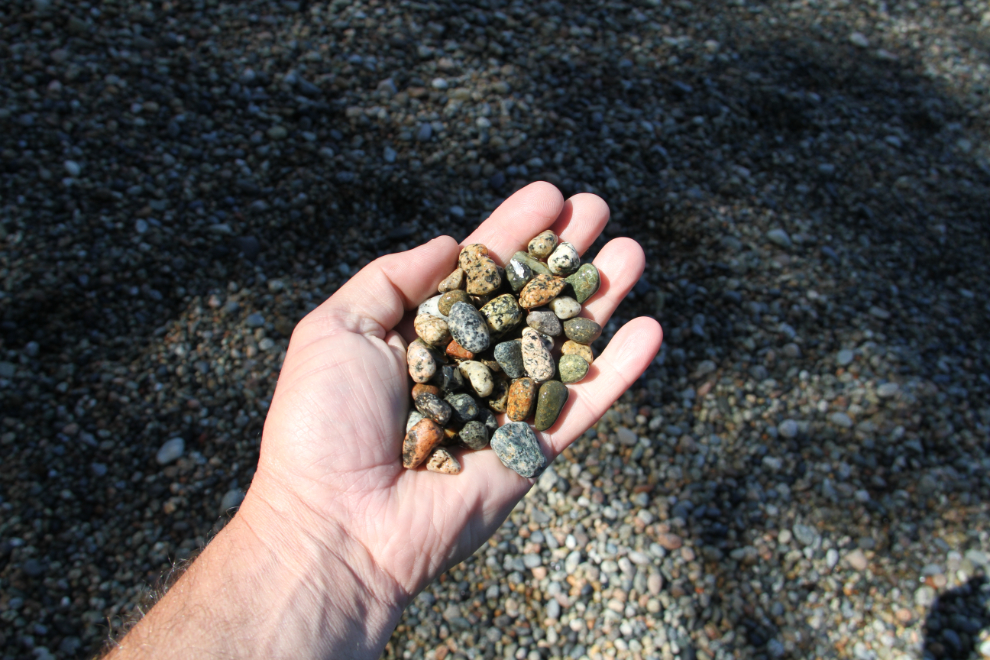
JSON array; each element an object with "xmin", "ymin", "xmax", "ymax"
[{"xmin": 401, "ymin": 230, "xmax": 601, "ymax": 479}]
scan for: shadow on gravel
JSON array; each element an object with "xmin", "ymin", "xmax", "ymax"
[{"xmin": 922, "ymin": 575, "xmax": 990, "ymax": 659}]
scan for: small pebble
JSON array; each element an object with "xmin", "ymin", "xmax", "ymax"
[
  {"xmin": 494, "ymin": 340, "xmax": 526, "ymax": 379},
  {"xmin": 534, "ymin": 381, "xmax": 569, "ymax": 431},
  {"xmin": 547, "ymin": 241, "xmax": 581, "ymax": 276},
  {"xmin": 445, "ymin": 339, "xmax": 474, "ymax": 360},
  {"xmin": 564, "ymin": 264, "xmax": 601, "ymax": 304},
  {"xmin": 505, "ymin": 257, "xmax": 534, "ymax": 292},
  {"xmin": 519, "ymin": 274, "xmax": 566, "ymax": 309},
  {"xmin": 559, "ymin": 354, "xmax": 590, "ymax": 383},
  {"xmin": 156, "ymin": 438, "xmax": 185, "ymax": 465},
  {"xmin": 414, "ymin": 313, "xmax": 451, "ymax": 347},
  {"xmin": 411, "ymin": 383, "xmax": 442, "ymax": 399},
  {"xmin": 511, "ymin": 251, "xmax": 552, "ymax": 277},
  {"xmin": 521, "ymin": 328, "xmax": 555, "ymax": 383},
  {"xmin": 407, "ymin": 340, "xmax": 438, "ymax": 383},
  {"xmin": 414, "ymin": 392, "xmax": 452, "ymax": 426},
  {"xmin": 405, "ymin": 410, "xmax": 425, "ymax": 433},
  {"xmin": 459, "ymin": 245, "xmax": 501, "ymax": 295},
  {"xmin": 445, "ymin": 393, "xmax": 479, "ymax": 425},
  {"xmin": 563, "ymin": 317, "xmax": 602, "ymax": 344},
  {"xmin": 426, "ymin": 447, "xmax": 461, "ymax": 474},
  {"xmin": 561, "ymin": 340, "xmax": 594, "ymax": 365},
  {"xmin": 438, "ymin": 289, "xmax": 471, "ymax": 316},
  {"xmin": 437, "ymin": 268, "xmax": 465, "ymax": 293},
  {"xmin": 549, "ymin": 296, "xmax": 581, "ymax": 320},
  {"xmin": 402, "ymin": 419, "xmax": 443, "ymax": 468},
  {"xmin": 417, "ymin": 295, "xmax": 448, "ymax": 320},
  {"xmin": 527, "ymin": 308, "xmax": 562, "ymax": 336},
  {"xmin": 447, "ymin": 302, "xmax": 490, "ymax": 353},
  {"xmin": 507, "ymin": 377, "xmax": 537, "ymax": 422},
  {"xmin": 528, "ymin": 230, "xmax": 559, "ymax": 259},
  {"xmin": 459, "ymin": 420, "xmax": 489, "ymax": 450},
  {"xmin": 491, "ymin": 422, "xmax": 547, "ymax": 478},
  {"xmin": 458, "ymin": 360, "xmax": 494, "ymax": 397},
  {"xmin": 486, "ymin": 375, "xmax": 510, "ymax": 413},
  {"xmin": 434, "ymin": 364, "xmax": 465, "ymax": 393},
  {"xmin": 479, "ymin": 294, "xmax": 523, "ymax": 335}
]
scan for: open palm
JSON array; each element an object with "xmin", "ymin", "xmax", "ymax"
[{"xmin": 254, "ymin": 182, "xmax": 663, "ymax": 600}]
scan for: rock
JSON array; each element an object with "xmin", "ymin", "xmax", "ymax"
[
  {"xmin": 426, "ymin": 447, "xmax": 461, "ymax": 474},
  {"xmin": 402, "ymin": 419, "xmax": 444, "ymax": 468},
  {"xmin": 849, "ymin": 31, "xmax": 870, "ymax": 48},
  {"xmin": 245, "ymin": 312, "xmax": 265, "ymax": 327},
  {"xmin": 476, "ymin": 407, "xmax": 498, "ymax": 436},
  {"xmin": 648, "ymin": 572, "xmax": 663, "ymax": 595},
  {"xmin": 877, "ymin": 382, "xmax": 900, "ymax": 398},
  {"xmin": 563, "ymin": 317, "xmax": 602, "ymax": 344},
  {"xmin": 480, "ymin": 294, "xmax": 523, "ymax": 335},
  {"xmin": 561, "ymin": 340, "xmax": 594, "ymax": 365},
  {"xmin": 458, "ymin": 420, "xmax": 489, "ymax": 449},
  {"xmin": 534, "ymin": 380, "xmax": 569, "ymax": 431},
  {"xmin": 507, "ymin": 377, "xmax": 538, "ymax": 422},
  {"xmin": 411, "ymin": 383, "xmax": 443, "ymax": 400},
  {"xmin": 778, "ymin": 419, "xmax": 799, "ymax": 439},
  {"xmin": 505, "ymin": 257, "xmax": 534, "ymax": 292},
  {"xmin": 445, "ymin": 339, "xmax": 474, "ymax": 360},
  {"xmin": 564, "ymin": 264, "xmax": 601, "ymax": 304},
  {"xmin": 547, "ymin": 241, "xmax": 581, "ymax": 276},
  {"xmin": 836, "ymin": 348, "xmax": 855, "ymax": 366},
  {"xmin": 445, "ymin": 393, "xmax": 479, "ymax": 425},
  {"xmin": 829, "ymin": 411, "xmax": 854, "ymax": 428},
  {"xmin": 406, "ymin": 410, "xmax": 425, "ymax": 433},
  {"xmin": 434, "ymin": 364, "xmax": 464, "ymax": 393},
  {"xmin": 220, "ymin": 488, "xmax": 245, "ymax": 512},
  {"xmin": 458, "ymin": 360, "xmax": 494, "ymax": 397},
  {"xmin": 527, "ymin": 308, "xmax": 562, "ymax": 336},
  {"xmin": 519, "ymin": 274, "xmax": 566, "ymax": 309},
  {"xmin": 511, "ymin": 251, "xmax": 552, "ymax": 277},
  {"xmin": 458, "ymin": 244, "xmax": 501, "ymax": 295},
  {"xmin": 414, "ymin": 391, "xmax": 452, "ymax": 426},
  {"xmin": 792, "ymin": 524, "xmax": 820, "ymax": 547},
  {"xmin": 845, "ymin": 549, "xmax": 868, "ymax": 571},
  {"xmin": 657, "ymin": 533, "xmax": 683, "ymax": 550},
  {"xmin": 438, "ymin": 289, "xmax": 471, "ymax": 316},
  {"xmin": 766, "ymin": 228, "xmax": 792, "ymax": 248},
  {"xmin": 414, "ymin": 314, "xmax": 451, "ymax": 347},
  {"xmin": 447, "ymin": 302, "xmax": 490, "ymax": 353},
  {"xmin": 491, "ymin": 422, "xmax": 547, "ymax": 478},
  {"xmin": 617, "ymin": 427, "xmax": 638, "ymax": 445},
  {"xmin": 417, "ymin": 294, "xmax": 448, "ymax": 321},
  {"xmin": 521, "ymin": 328, "xmax": 555, "ymax": 383},
  {"xmin": 407, "ymin": 340, "xmax": 438, "ymax": 383},
  {"xmin": 549, "ymin": 296, "xmax": 582, "ymax": 320},
  {"xmin": 528, "ymin": 230, "xmax": 559, "ymax": 259},
  {"xmin": 494, "ymin": 340, "xmax": 526, "ymax": 379},
  {"xmin": 485, "ymin": 375, "xmax": 510, "ymax": 413},
  {"xmin": 63, "ymin": 160, "xmax": 81, "ymax": 177},
  {"xmin": 156, "ymin": 437, "xmax": 185, "ymax": 465},
  {"xmin": 438, "ymin": 268, "xmax": 465, "ymax": 293},
  {"xmin": 559, "ymin": 354, "xmax": 590, "ymax": 383}
]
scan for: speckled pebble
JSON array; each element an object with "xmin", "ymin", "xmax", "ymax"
[
  {"xmin": 519, "ymin": 274, "xmax": 566, "ymax": 309},
  {"xmin": 490, "ymin": 422, "xmax": 547, "ymax": 478},
  {"xmin": 458, "ymin": 420, "xmax": 489, "ymax": 450},
  {"xmin": 527, "ymin": 230, "xmax": 559, "ymax": 259},
  {"xmin": 402, "ymin": 418, "xmax": 444, "ymax": 469},
  {"xmin": 405, "ymin": 410, "xmax": 425, "ymax": 433},
  {"xmin": 433, "ymin": 364, "xmax": 464, "ymax": 393},
  {"xmin": 565, "ymin": 263, "xmax": 602, "ymax": 304},
  {"xmin": 407, "ymin": 340, "xmax": 438, "ymax": 383},
  {"xmin": 438, "ymin": 289, "xmax": 471, "ymax": 316},
  {"xmin": 414, "ymin": 391, "xmax": 452, "ymax": 426},
  {"xmin": 459, "ymin": 244, "xmax": 501, "ymax": 295},
  {"xmin": 479, "ymin": 294, "xmax": 523, "ymax": 335},
  {"xmin": 458, "ymin": 360, "xmax": 494, "ymax": 397},
  {"xmin": 534, "ymin": 380, "xmax": 569, "ymax": 431},
  {"xmin": 547, "ymin": 241, "xmax": 581, "ymax": 276},
  {"xmin": 549, "ymin": 296, "xmax": 581, "ymax": 320},
  {"xmin": 445, "ymin": 392, "xmax": 479, "ymax": 425},
  {"xmin": 486, "ymin": 375, "xmax": 510, "ymax": 413},
  {"xmin": 411, "ymin": 383, "xmax": 442, "ymax": 399},
  {"xmin": 414, "ymin": 313, "xmax": 452, "ymax": 346},
  {"xmin": 521, "ymin": 327, "xmax": 555, "ymax": 383},
  {"xmin": 563, "ymin": 317, "xmax": 602, "ymax": 344},
  {"xmin": 425, "ymin": 447, "xmax": 461, "ymax": 474},
  {"xmin": 437, "ymin": 268, "xmax": 465, "ymax": 293},
  {"xmin": 505, "ymin": 257, "xmax": 534, "ymax": 292},
  {"xmin": 526, "ymin": 307, "xmax": 562, "ymax": 336},
  {"xmin": 561, "ymin": 340, "xmax": 594, "ymax": 365},
  {"xmin": 507, "ymin": 377, "xmax": 537, "ymax": 422},
  {"xmin": 447, "ymin": 302, "xmax": 490, "ymax": 353},
  {"xmin": 494, "ymin": 340, "xmax": 526, "ymax": 379},
  {"xmin": 559, "ymin": 354, "xmax": 590, "ymax": 383}
]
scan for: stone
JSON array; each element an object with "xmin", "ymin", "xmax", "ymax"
[
  {"xmin": 438, "ymin": 289, "xmax": 471, "ymax": 316},
  {"xmin": 486, "ymin": 375, "xmax": 510, "ymax": 413},
  {"xmin": 564, "ymin": 264, "xmax": 601, "ymax": 304},
  {"xmin": 534, "ymin": 381, "xmax": 569, "ymax": 431},
  {"xmin": 156, "ymin": 437, "xmax": 185, "ymax": 465},
  {"xmin": 877, "ymin": 382, "xmax": 900, "ymax": 398},
  {"xmin": 220, "ymin": 488, "xmax": 245, "ymax": 512},
  {"xmin": 476, "ymin": 408, "xmax": 498, "ymax": 436},
  {"xmin": 845, "ymin": 549, "xmax": 868, "ymax": 571},
  {"xmin": 778, "ymin": 419, "xmax": 799, "ymax": 439},
  {"xmin": 491, "ymin": 422, "xmax": 547, "ymax": 478},
  {"xmin": 414, "ymin": 314, "xmax": 451, "ymax": 347},
  {"xmin": 648, "ymin": 572, "xmax": 663, "ymax": 595},
  {"xmin": 792, "ymin": 524, "xmax": 820, "ymax": 547},
  {"xmin": 480, "ymin": 294, "xmax": 523, "ymax": 335},
  {"xmin": 561, "ymin": 340, "xmax": 594, "ymax": 365},
  {"xmin": 414, "ymin": 391, "xmax": 452, "ymax": 426},
  {"xmin": 563, "ymin": 317, "xmax": 602, "ymax": 344},
  {"xmin": 426, "ymin": 447, "xmax": 461, "ymax": 474},
  {"xmin": 549, "ymin": 296, "xmax": 581, "ymax": 320},
  {"xmin": 417, "ymin": 294, "xmax": 448, "ymax": 320},
  {"xmin": 411, "ymin": 383, "xmax": 443, "ymax": 399},
  {"xmin": 766, "ymin": 228, "xmax": 792, "ymax": 248},
  {"xmin": 406, "ymin": 410, "xmax": 425, "ymax": 433},
  {"xmin": 829, "ymin": 411, "xmax": 853, "ymax": 428},
  {"xmin": 657, "ymin": 533, "xmax": 683, "ymax": 550},
  {"xmin": 518, "ymin": 274, "xmax": 566, "ymax": 309},
  {"xmin": 458, "ymin": 360, "xmax": 494, "ymax": 397},
  {"xmin": 547, "ymin": 241, "xmax": 581, "ymax": 276},
  {"xmin": 559, "ymin": 354, "xmax": 590, "ymax": 383},
  {"xmin": 459, "ymin": 244, "xmax": 501, "ymax": 295},
  {"xmin": 407, "ymin": 340, "xmax": 438, "ymax": 383},
  {"xmin": 445, "ymin": 339, "xmax": 474, "ymax": 360},
  {"xmin": 527, "ymin": 308, "xmax": 562, "ymax": 336},
  {"xmin": 505, "ymin": 257, "xmax": 534, "ymax": 292},
  {"xmin": 434, "ymin": 364, "xmax": 464, "ymax": 393},
  {"xmin": 402, "ymin": 419, "xmax": 444, "ymax": 468},
  {"xmin": 438, "ymin": 268, "xmax": 466, "ymax": 292},
  {"xmin": 494, "ymin": 340, "xmax": 526, "ymax": 378},
  {"xmin": 511, "ymin": 251, "xmax": 551, "ymax": 277},
  {"xmin": 521, "ymin": 328, "xmax": 555, "ymax": 383},
  {"xmin": 459, "ymin": 420, "xmax": 489, "ymax": 449},
  {"xmin": 528, "ymin": 230, "xmax": 559, "ymax": 259},
  {"xmin": 445, "ymin": 393, "xmax": 479, "ymax": 425},
  {"xmin": 507, "ymin": 377, "xmax": 537, "ymax": 422},
  {"xmin": 447, "ymin": 302, "xmax": 490, "ymax": 353},
  {"xmin": 836, "ymin": 349, "xmax": 855, "ymax": 366}
]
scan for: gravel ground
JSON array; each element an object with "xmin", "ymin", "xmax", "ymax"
[{"xmin": 2, "ymin": 0, "xmax": 990, "ymax": 659}]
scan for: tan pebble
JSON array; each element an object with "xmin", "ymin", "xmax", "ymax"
[
  {"xmin": 519, "ymin": 274, "xmax": 566, "ymax": 309},
  {"xmin": 438, "ymin": 268, "xmax": 466, "ymax": 293},
  {"xmin": 457, "ymin": 244, "xmax": 489, "ymax": 269},
  {"xmin": 426, "ymin": 447, "xmax": 461, "ymax": 474},
  {"xmin": 464, "ymin": 256, "xmax": 501, "ymax": 295},
  {"xmin": 401, "ymin": 418, "xmax": 443, "ymax": 468},
  {"xmin": 561, "ymin": 340, "xmax": 594, "ymax": 365},
  {"xmin": 521, "ymin": 327, "xmax": 555, "ymax": 382},
  {"xmin": 458, "ymin": 360, "xmax": 494, "ymax": 397},
  {"xmin": 407, "ymin": 340, "xmax": 437, "ymax": 383},
  {"xmin": 528, "ymin": 229, "xmax": 559, "ymax": 259},
  {"xmin": 414, "ymin": 313, "xmax": 452, "ymax": 347}
]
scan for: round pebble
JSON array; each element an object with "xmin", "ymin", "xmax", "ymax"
[
  {"xmin": 490, "ymin": 422, "xmax": 547, "ymax": 478},
  {"xmin": 549, "ymin": 295, "xmax": 582, "ymax": 320},
  {"xmin": 479, "ymin": 294, "xmax": 523, "ymax": 335},
  {"xmin": 458, "ymin": 421, "xmax": 489, "ymax": 450},
  {"xmin": 559, "ymin": 354, "xmax": 590, "ymax": 383},
  {"xmin": 414, "ymin": 313, "xmax": 452, "ymax": 346},
  {"xmin": 458, "ymin": 360, "xmax": 494, "ymax": 397},
  {"xmin": 438, "ymin": 289, "xmax": 471, "ymax": 316},
  {"xmin": 414, "ymin": 391, "xmax": 452, "ymax": 426},
  {"xmin": 407, "ymin": 340, "xmax": 438, "ymax": 383},
  {"xmin": 564, "ymin": 263, "xmax": 602, "ymax": 304},
  {"xmin": 493, "ymin": 340, "xmax": 526, "ymax": 379},
  {"xmin": 518, "ymin": 274, "xmax": 566, "ymax": 309},
  {"xmin": 445, "ymin": 393, "xmax": 479, "ymax": 425},
  {"xmin": 561, "ymin": 340, "xmax": 594, "ymax": 365},
  {"xmin": 547, "ymin": 241, "xmax": 581, "ymax": 276},
  {"xmin": 563, "ymin": 317, "xmax": 602, "ymax": 344},
  {"xmin": 527, "ymin": 230, "xmax": 559, "ymax": 259}
]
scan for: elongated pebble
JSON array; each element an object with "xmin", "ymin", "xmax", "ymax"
[
  {"xmin": 438, "ymin": 289, "xmax": 471, "ymax": 316},
  {"xmin": 445, "ymin": 392, "xmax": 479, "ymax": 424},
  {"xmin": 547, "ymin": 241, "xmax": 580, "ymax": 276},
  {"xmin": 534, "ymin": 380, "xmax": 569, "ymax": 431},
  {"xmin": 438, "ymin": 268, "xmax": 465, "ymax": 293},
  {"xmin": 512, "ymin": 251, "xmax": 551, "ymax": 277},
  {"xmin": 414, "ymin": 313, "xmax": 452, "ymax": 346},
  {"xmin": 528, "ymin": 230, "xmax": 559, "ymax": 259},
  {"xmin": 507, "ymin": 377, "xmax": 537, "ymax": 422},
  {"xmin": 549, "ymin": 296, "xmax": 581, "ymax": 320},
  {"xmin": 494, "ymin": 340, "xmax": 526, "ymax": 378},
  {"xmin": 458, "ymin": 360, "xmax": 494, "ymax": 397},
  {"xmin": 480, "ymin": 294, "xmax": 523, "ymax": 334},
  {"xmin": 559, "ymin": 354, "xmax": 590, "ymax": 383},
  {"xmin": 459, "ymin": 421, "xmax": 489, "ymax": 450},
  {"xmin": 564, "ymin": 263, "xmax": 601, "ymax": 304},
  {"xmin": 402, "ymin": 418, "xmax": 443, "ymax": 468},
  {"xmin": 563, "ymin": 317, "xmax": 602, "ymax": 344},
  {"xmin": 561, "ymin": 340, "xmax": 594, "ymax": 365},
  {"xmin": 491, "ymin": 422, "xmax": 547, "ymax": 478},
  {"xmin": 521, "ymin": 327, "xmax": 555, "ymax": 383},
  {"xmin": 505, "ymin": 257, "xmax": 534, "ymax": 292},
  {"xmin": 414, "ymin": 391, "xmax": 452, "ymax": 426},
  {"xmin": 527, "ymin": 307, "xmax": 562, "ymax": 336},
  {"xmin": 447, "ymin": 302, "xmax": 490, "ymax": 353},
  {"xmin": 459, "ymin": 245, "xmax": 501, "ymax": 295},
  {"xmin": 486, "ymin": 375, "xmax": 510, "ymax": 413},
  {"xmin": 407, "ymin": 340, "xmax": 437, "ymax": 383},
  {"xmin": 519, "ymin": 274, "xmax": 566, "ymax": 309},
  {"xmin": 426, "ymin": 447, "xmax": 461, "ymax": 474}
]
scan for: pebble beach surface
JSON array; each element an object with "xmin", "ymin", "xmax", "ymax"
[{"xmin": 1, "ymin": 1, "xmax": 990, "ymax": 659}]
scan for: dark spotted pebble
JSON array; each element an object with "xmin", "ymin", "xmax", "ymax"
[
  {"xmin": 476, "ymin": 407, "xmax": 498, "ymax": 436},
  {"xmin": 480, "ymin": 293, "xmax": 523, "ymax": 335},
  {"xmin": 459, "ymin": 420, "xmax": 489, "ymax": 450},
  {"xmin": 547, "ymin": 241, "xmax": 581, "ymax": 276},
  {"xmin": 506, "ymin": 377, "xmax": 537, "ymax": 422},
  {"xmin": 434, "ymin": 364, "xmax": 465, "ymax": 393},
  {"xmin": 438, "ymin": 268, "xmax": 465, "ymax": 293},
  {"xmin": 534, "ymin": 380, "xmax": 569, "ymax": 431},
  {"xmin": 494, "ymin": 340, "xmax": 526, "ymax": 379},
  {"xmin": 527, "ymin": 230, "xmax": 559, "ymax": 259},
  {"xmin": 414, "ymin": 313, "xmax": 452, "ymax": 346},
  {"xmin": 559, "ymin": 354, "xmax": 590, "ymax": 383},
  {"xmin": 519, "ymin": 274, "xmax": 566, "ymax": 309},
  {"xmin": 412, "ymin": 383, "xmax": 443, "ymax": 399},
  {"xmin": 526, "ymin": 307, "xmax": 562, "ymax": 336},
  {"xmin": 425, "ymin": 447, "xmax": 461, "ymax": 474},
  {"xmin": 438, "ymin": 289, "xmax": 471, "ymax": 316},
  {"xmin": 447, "ymin": 301, "xmax": 491, "ymax": 353},
  {"xmin": 406, "ymin": 410, "xmax": 424, "ymax": 433},
  {"xmin": 445, "ymin": 392, "xmax": 479, "ymax": 425},
  {"xmin": 486, "ymin": 375, "xmax": 510, "ymax": 413},
  {"xmin": 414, "ymin": 391, "xmax": 452, "ymax": 426},
  {"xmin": 490, "ymin": 422, "xmax": 547, "ymax": 478},
  {"xmin": 459, "ymin": 244, "xmax": 501, "ymax": 295},
  {"xmin": 407, "ymin": 339, "xmax": 438, "ymax": 383},
  {"xmin": 563, "ymin": 317, "xmax": 602, "ymax": 344},
  {"xmin": 402, "ymin": 418, "xmax": 444, "ymax": 468},
  {"xmin": 521, "ymin": 327, "xmax": 555, "ymax": 383}
]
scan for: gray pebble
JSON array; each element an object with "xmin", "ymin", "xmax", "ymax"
[
  {"xmin": 491, "ymin": 422, "xmax": 547, "ymax": 478},
  {"xmin": 156, "ymin": 437, "xmax": 185, "ymax": 465},
  {"xmin": 494, "ymin": 340, "xmax": 526, "ymax": 378},
  {"xmin": 459, "ymin": 420, "xmax": 489, "ymax": 450},
  {"xmin": 526, "ymin": 308, "xmax": 562, "ymax": 336},
  {"xmin": 445, "ymin": 393, "xmax": 479, "ymax": 424},
  {"xmin": 448, "ymin": 302, "xmax": 490, "ymax": 353}
]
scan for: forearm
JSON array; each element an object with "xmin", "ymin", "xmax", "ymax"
[{"xmin": 106, "ymin": 481, "xmax": 407, "ymax": 660}]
